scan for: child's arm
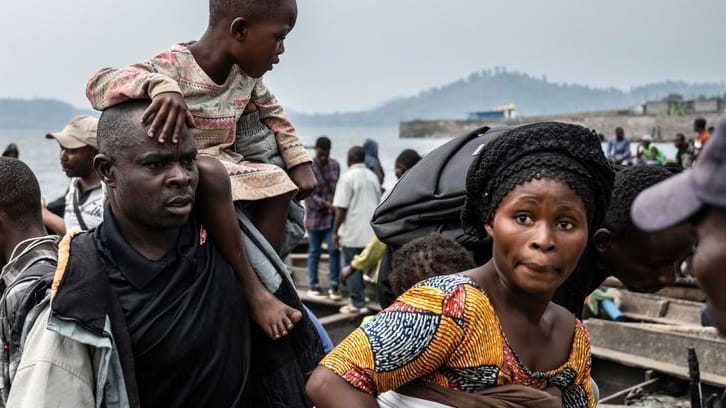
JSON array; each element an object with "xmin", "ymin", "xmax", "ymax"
[
  {"xmin": 251, "ymin": 80, "xmax": 316, "ymax": 199},
  {"xmin": 86, "ymin": 52, "xmax": 194, "ymax": 143}
]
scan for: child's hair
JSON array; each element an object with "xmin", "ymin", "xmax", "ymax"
[
  {"xmin": 390, "ymin": 233, "xmax": 476, "ymax": 296},
  {"xmin": 209, "ymin": 0, "xmax": 291, "ymax": 26},
  {"xmin": 603, "ymin": 165, "xmax": 678, "ymax": 234},
  {"xmin": 462, "ymin": 122, "xmax": 614, "ymax": 239}
]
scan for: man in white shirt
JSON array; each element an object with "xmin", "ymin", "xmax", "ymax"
[
  {"xmin": 332, "ymin": 146, "xmax": 382, "ymax": 314},
  {"xmin": 42, "ymin": 115, "xmax": 104, "ymax": 234}
]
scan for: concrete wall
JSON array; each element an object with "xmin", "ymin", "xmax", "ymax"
[
  {"xmin": 694, "ymin": 99, "xmax": 721, "ymax": 113},
  {"xmin": 644, "ymin": 102, "xmax": 670, "ymax": 116},
  {"xmin": 400, "ymin": 111, "xmax": 723, "ymax": 141}
]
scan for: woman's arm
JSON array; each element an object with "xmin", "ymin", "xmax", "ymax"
[{"xmin": 306, "ymin": 366, "xmax": 378, "ymax": 408}]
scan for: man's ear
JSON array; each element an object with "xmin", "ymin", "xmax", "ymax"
[
  {"xmin": 94, "ymin": 154, "xmax": 115, "ymax": 187},
  {"xmin": 593, "ymin": 227, "xmax": 614, "ymax": 255},
  {"xmin": 230, "ymin": 17, "xmax": 248, "ymax": 41}
]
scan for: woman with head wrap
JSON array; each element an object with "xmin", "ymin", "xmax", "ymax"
[{"xmin": 307, "ymin": 122, "xmax": 614, "ymax": 408}]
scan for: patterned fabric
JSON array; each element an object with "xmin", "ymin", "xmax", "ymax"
[
  {"xmin": 304, "ymin": 158, "xmax": 340, "ymax": 230},
  {"xmin": 321, "ymin": 274, "xmax": 595, "ymax": 407},
  {"xmin": 86, "ymin": 43, "xmax": 311, "ymax": 201}
]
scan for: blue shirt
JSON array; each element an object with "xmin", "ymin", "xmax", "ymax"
[{"xmin": 607, "ymin": 137, "xmax": 631, "ymax": 163}]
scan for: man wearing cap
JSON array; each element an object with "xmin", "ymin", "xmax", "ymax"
[
  {"xmin": 42, "ymin": 115, "xmax": 103, "ymax": 234},
  {"xmin": 632, "ymin": 115, "xmax": 726, "ymax": 335},
  {"xmin": 634, "ymin": 134, "xmax": 667, "ymax": 166}
]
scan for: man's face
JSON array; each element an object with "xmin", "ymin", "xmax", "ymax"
[
  {"xmin": 602, "ymin": 225, "xmax": 694, "ymax": 293},
  {"xmin": 692, "ymin": 208, "xmax": 726, "ymax": 334},
  {"xmin": 674, "ymin": 135, "xmax": 685, "ymax": 148},
  {"xmin": 315, "ymin": 147, "xmax": 330, "ymax": 165},
  {"xmin": 232, "ymin": 1, "xmax": 297, "ymax": 78},
  {"xmin": 107, "ymin": 127, "xmax": 199, "ymax": 230},
  {"xmin": 60, "ymin": 145, "xmax": 96, "ymax": 178}
]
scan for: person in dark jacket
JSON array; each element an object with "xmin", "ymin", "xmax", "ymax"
[
  {"xmin": 363, "ymin": 138, "xmax": 384, "ymax": 186},
  {"xmin": 0, "ymin": 158, "xmax": 57, "ymax": 405}
]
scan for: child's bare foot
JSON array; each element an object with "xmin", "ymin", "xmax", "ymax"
[{"xmin": 249, "ymin": 290, "xmax": 303, "ymax": 340}]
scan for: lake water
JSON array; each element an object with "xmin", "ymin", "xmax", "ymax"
[{"xmin": 0, "ymin": 126, "xmax": 678, "ymax": 201}]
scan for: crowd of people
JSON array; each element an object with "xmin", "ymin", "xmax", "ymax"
[
  {"xmin": 606, "ymin": 117, "xmax": 714, "ymax": 168},
  {"xmin": 0, "ymin": 0, "xmax": 725, "ymax": 407}
]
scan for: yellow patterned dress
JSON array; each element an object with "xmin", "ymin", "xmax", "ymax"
[{"xmin": 321, "ymin": 274, "xmax": 595, "ymax": 407}]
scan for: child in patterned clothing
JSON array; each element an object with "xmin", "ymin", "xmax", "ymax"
[
  {"xmin": 86, "ymin": 0, "xmax": 314, "ymax": 340},
  {"xmin": 307, "ymin": 122, "xmax": 615, "ymax": 408}
]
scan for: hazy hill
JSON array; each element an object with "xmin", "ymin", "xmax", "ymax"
[
  {"xmin": 2, "ymin": 69, "xmax": 725, "ymax": 130},
  {"xmin": 290, "ymin": 69, "xmax": 726, "ymax": 126},
  {"xmin": 0, "ymin": 98, "xmax": 89, "ymax": 130}
]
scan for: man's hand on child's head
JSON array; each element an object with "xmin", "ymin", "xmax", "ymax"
[
  {"xmin": 142, "ymin": 92, "xmax": 196, "ymax": 144},
  {"xmin": 288, "ymin": 163, "xmax": 316, "ymax": 200}
]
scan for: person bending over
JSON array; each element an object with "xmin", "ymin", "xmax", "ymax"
[
  {"xmin": 632, "ymin": 115, "xmax": 726, "ymax": 335},
  {"xmin": 307, "ymin": 122, "xmax": 614, "ymax": 408},
  {"xmin": 0, "ymin": 158, "xmax": 58, "ymax": 404}
]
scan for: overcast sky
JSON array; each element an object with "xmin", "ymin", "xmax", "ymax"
[{"xmin": 2, "ymin": 0, "xmax": 725, "ymax": 113}]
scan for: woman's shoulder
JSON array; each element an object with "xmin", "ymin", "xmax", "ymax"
[
  {"xmin": 400, "ymin": 274, "xmax": 493, "ymax": 315},
  {"xmin": 546, "ymin": 302, "xmax": 591, "ymax": 370},
  {"xmin": 547, "ymin": 302, "xmax": 579, "ymax": 335},
  {"xmin": 412, "ymin": 274, "xmax": 482, "ymax": 294}
]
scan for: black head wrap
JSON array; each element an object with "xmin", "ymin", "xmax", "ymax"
[{"xmin": 461, "ymin": 122, "xmax": 615, "ymax": 239}]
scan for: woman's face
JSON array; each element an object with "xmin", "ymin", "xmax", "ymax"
[{"xmin": 485, "ymin": 178, "xmax": 589, "ymax": 296}]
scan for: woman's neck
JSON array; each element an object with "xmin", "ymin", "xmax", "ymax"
[
  {"xmin": 188, "ymin": 31, "xmax": 235, "ymax": 85},
  {"xmin": 476, "ymin": 262, "xmax": 553, "ymax": 324}
]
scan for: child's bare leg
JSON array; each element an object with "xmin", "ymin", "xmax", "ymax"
[
  {"xmin": 196, "ymin": 156, "xmax": 302, "ymax": 339},
  {"xmin": 253, "ymin": 192, "xmax": 293, "ymax": 253}
]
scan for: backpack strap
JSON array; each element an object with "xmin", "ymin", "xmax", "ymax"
[
  {"xmin": 56, "ymin": 233, "xmax": 141, "ymax": 407},
  {"xmin": 71, "ymin": 186, "xmax": 89, "ymax": 231}
]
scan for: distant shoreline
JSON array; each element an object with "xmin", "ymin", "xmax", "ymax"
[{"xmin": 400, "ymin": 110, "xmax": 723, "ymax": 140}]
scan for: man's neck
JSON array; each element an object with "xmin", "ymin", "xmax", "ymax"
[
  {"xmin": 120, "ymin": 223, "xmax": 181, "ymax": 261},
  {"xmin": 110, "ymin": 209, "xmax": 181, "ymax": 261},
  {"xmin": 78, "ymin": 172, "xmax": 101, "ymax": 194},
  {"xmin": 1, "ymin": 226, "xmax": 50, "ymax": 266}
]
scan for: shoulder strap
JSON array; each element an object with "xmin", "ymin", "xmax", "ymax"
[
  {"xmin": 72, "ymin": 187, "xmax": 89, "ymax": 231},
  {"xmin": 63, "ymin": 234, "xmax": 141, "ymax": 407}
]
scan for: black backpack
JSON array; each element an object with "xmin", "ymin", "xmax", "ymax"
[
  {"xmin": 371, "ymin": 125, "xmax": 513, "ymax": 308},
  {"xmin": 371, "ymin": 125, "xmax": 511, "ymax": 250}
]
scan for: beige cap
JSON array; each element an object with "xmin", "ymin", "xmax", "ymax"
[{"xmin": 46, "ymin": 115, "xmax": 98, "ymax": 149}]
